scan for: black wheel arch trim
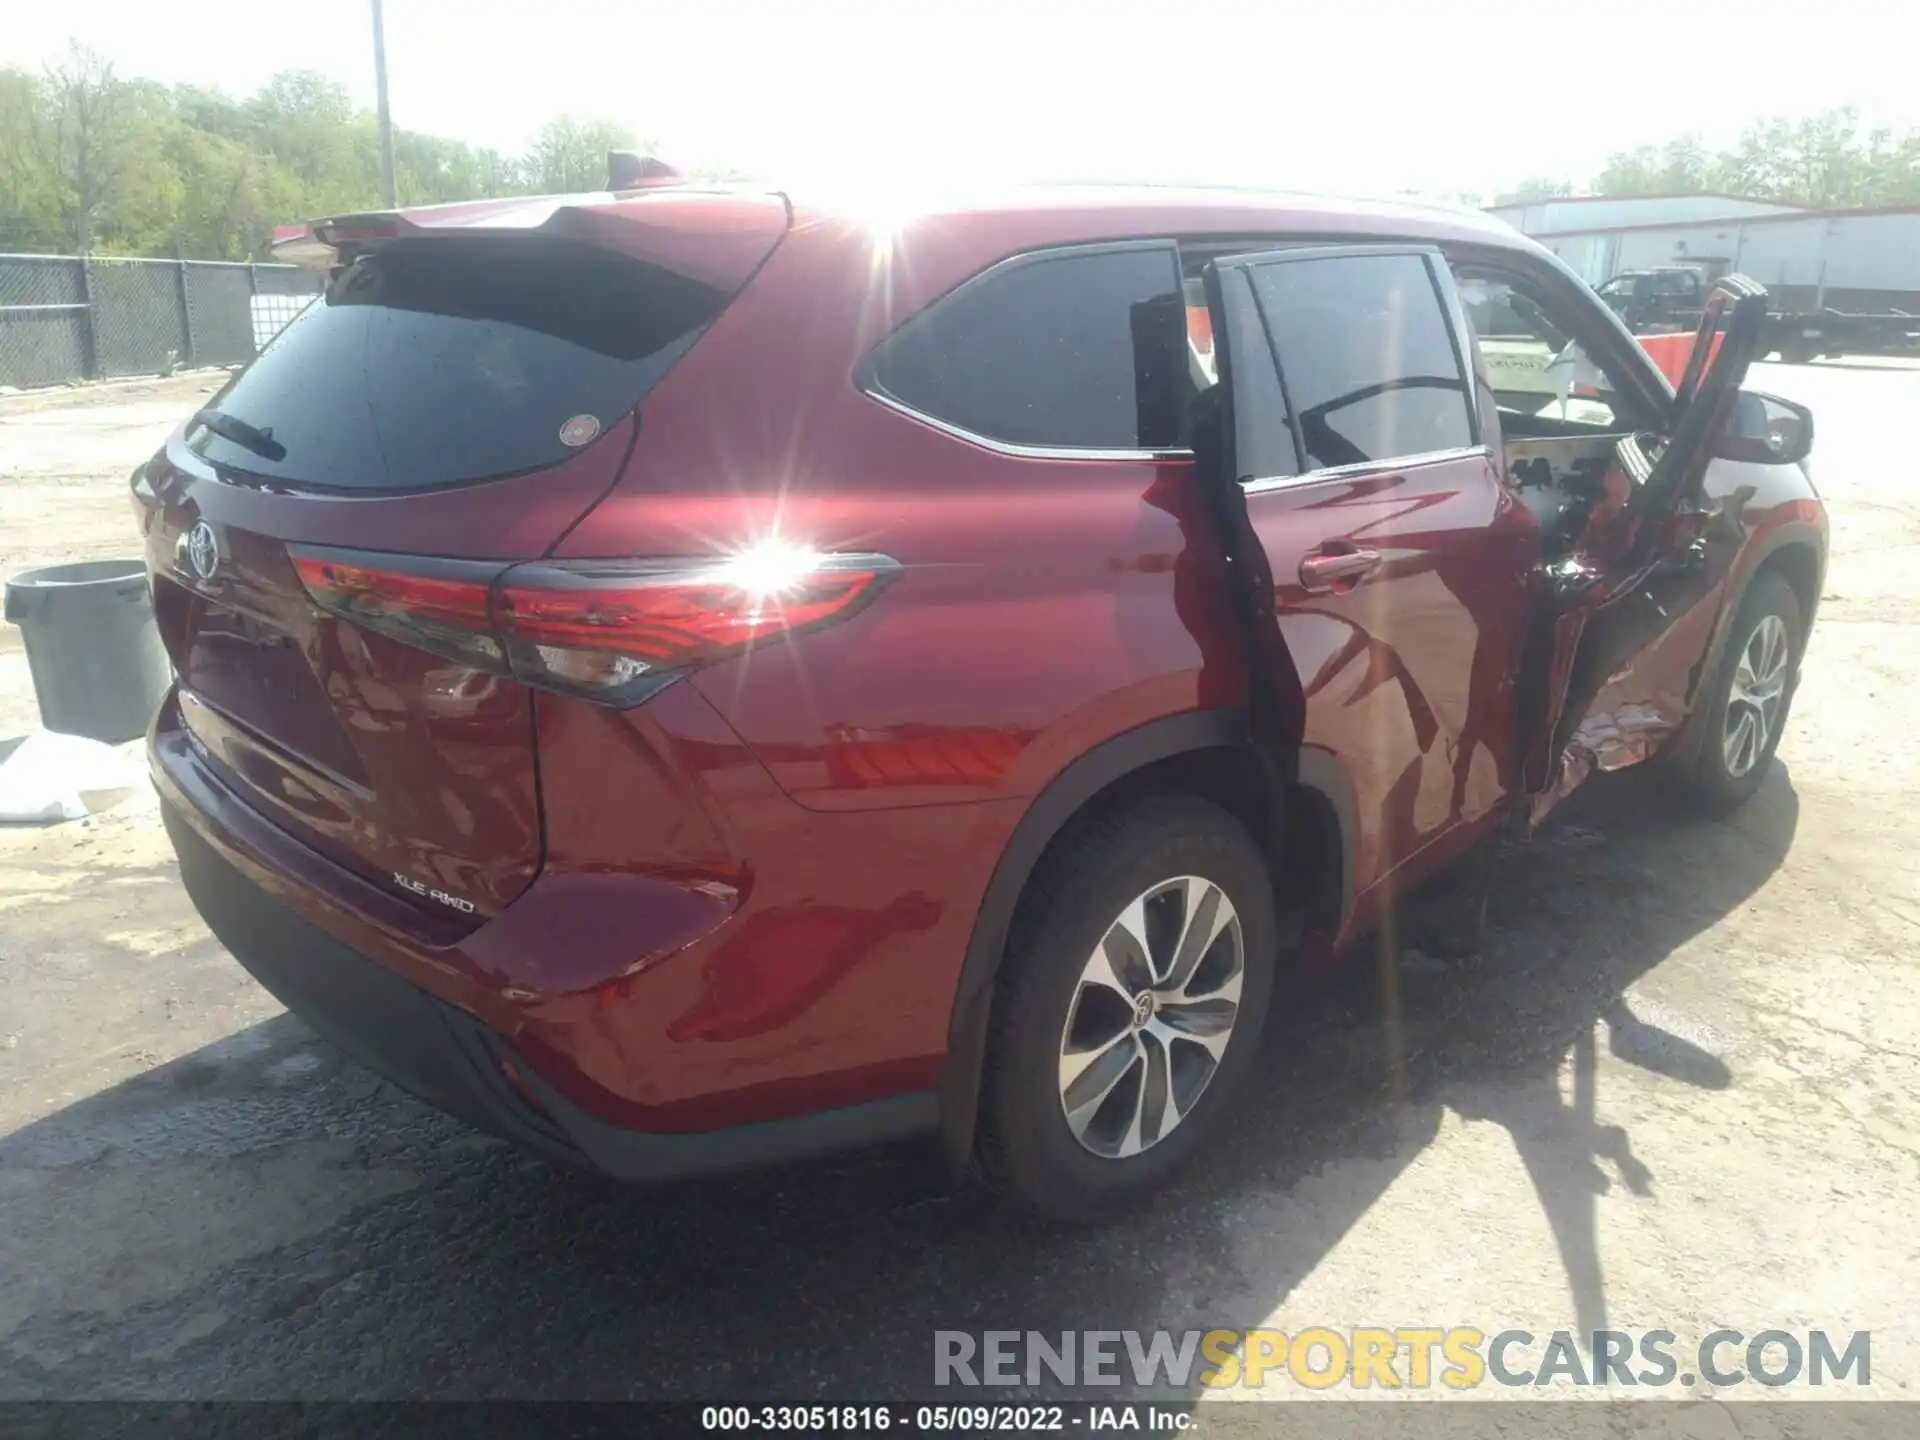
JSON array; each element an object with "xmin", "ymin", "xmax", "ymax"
[
  {"xmin": 1669, "ymin": 521, "xmax": 1825, "ymax": 768},
  {"xmin": 935, "ymin": 708, "xmax": 1355, "ymax": 1178},
  {"xmin": 1747, "ymin": 521, "xmax": 1827, "ymax": 632},
  {"xmin": 1292, "ymin": 746, "xmax": 1360, "ymax": 941}
]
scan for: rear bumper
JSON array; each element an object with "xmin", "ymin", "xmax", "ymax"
[
  {"xmin": 162, "ymin": 798, "xmax": 586, "ymax": 1166},
  {"xmin": 150, "ymin": 676, "xmax": 947, "ymax": 1180},
  {"xmin": 163, "ymin": 797, "xmax": 937, "ymax": 1179}
]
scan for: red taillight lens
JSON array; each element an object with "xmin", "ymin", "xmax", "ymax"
[
  {"xmin": 291, "ymin": 551, "xmax": 508, "ymax": 672},
  {"xmin": 495, "ymin": 549, "xmax": 896, "ymax": 704},
  {"xmin": 290, "ymin": 544, "xmax": 897, "ymax": 707}
]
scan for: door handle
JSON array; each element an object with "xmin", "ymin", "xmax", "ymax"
[{"xmin": 1298, "ymin": 547, "xmax": 1382, "ymax": 592}]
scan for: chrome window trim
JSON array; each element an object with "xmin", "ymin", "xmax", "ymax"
[
  {"xmin": 860, "ymin": 387, "xmax": 1194, "ymax": 463},
  {"xmin": 1223, "ymin": 245, "xmax": 1484, "ymax": 481},
  {"xmin": 1240, "ymin": 444, "xmax": 1492, "ymax": 496},
  {"xmin": 854, "ymin": 238, "xmax": 1190, "ymax": 460}
]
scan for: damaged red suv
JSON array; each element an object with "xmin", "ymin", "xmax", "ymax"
[{"xmin": 136, "ymin": 173, "xmax": 1825, "ymax": 1222}]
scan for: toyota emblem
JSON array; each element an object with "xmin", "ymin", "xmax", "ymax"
[{"xmin": 186, "ymin": 521, "xmax": 221, "ymax": 582}]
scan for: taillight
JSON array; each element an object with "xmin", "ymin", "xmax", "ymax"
[
  {"xmin": 291, "ymin": 551, "xmax": 508, "ymax": 672},
  {"xmin": 495, "ymin": 550, "xmax": 894, "ymax": 704},
  {"xmin": 290, "ymin": 543, "xmax": 897, "ymax": 707}
]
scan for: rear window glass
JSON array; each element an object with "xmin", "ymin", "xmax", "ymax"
[
  {"xmin": 1249, "ymin": 253, "xmax": 1474, "ymax": 471},
  {"xmin": 187, "ymin": 237, "xmax": 729, "ymax": 492},
  {"xmin": 866, "ymin": 245, "xmax": 1187, "ymax": 450}
]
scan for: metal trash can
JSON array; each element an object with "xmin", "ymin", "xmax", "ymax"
[{"xmin": 4, "ymin": 560, "xmax": 173, "ymax": 744}]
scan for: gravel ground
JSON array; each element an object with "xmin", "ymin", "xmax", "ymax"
[{"xmin": 0, "ymin": 362, "xmax": 1917, "ymax": 1414}]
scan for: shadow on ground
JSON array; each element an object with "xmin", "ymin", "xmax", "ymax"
[{"xmin": 0, "ymin": 766, "xmax": 1798, "ymax": 1400}]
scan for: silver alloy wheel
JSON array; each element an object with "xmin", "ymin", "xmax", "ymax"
[
  {"xmin": 1056, "ymin": 875, "xmax": 1245, "ymax": 1159},
  {"xmin": 1723, "ymin": 611, "xmax": 1791, "ymax": 779}
]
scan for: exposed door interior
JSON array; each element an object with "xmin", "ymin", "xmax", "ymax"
[
  {"xmin": 1453, "ymin": 265, "xmax": 1772, "ymax": 811},
  {"xmin": 1197, "ymin": 235, "xmax": 1773, "ymax": 878}
]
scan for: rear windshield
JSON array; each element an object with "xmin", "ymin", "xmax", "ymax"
[{"xmin": 187, "ymin": 236, "xmax": 730, "ymax": 492}]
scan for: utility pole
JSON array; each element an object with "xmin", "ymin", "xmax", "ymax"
[{"xmin": 372, "ymin": 0, "xmax": 398, "ymax": 208}]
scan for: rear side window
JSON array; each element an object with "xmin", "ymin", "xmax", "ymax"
[
  {"xmin": 1250, "ymin": 253, "xmax": 1474, "ymax": 471},
  {"xmin": 188, "ymin": 237, "xmax": 730, "ymax": 492},
  {"xmin": 865, "ymin": 245, "xmax": 1187, "ymax": 450}
]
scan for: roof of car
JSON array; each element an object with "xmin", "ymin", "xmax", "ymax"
[
  {"xmin": 358, "ymin": 182, "xmax": 1529, "ymax": 244},
  {"xmin": 785, "ymin": 181, "xmax": 1534, "ymax": 251},
  {"xmin": 289, "ymin": 182, "xmax": 1543, "ymax": 275}
]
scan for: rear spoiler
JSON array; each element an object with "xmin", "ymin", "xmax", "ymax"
[
  {"xmin": 268, "ymin": 186, "xmax": 792, "ymax": 292},
  {"xmin": 272, "ymin": 152, "xmax": 692, "ymax": 271},
  {"xmin": 270, "ymin": 198, "xmax": 587, "ymax": 269},
  {"xmin": 269, "ymin": 223, "xmax": 338, "ymax": 270}
]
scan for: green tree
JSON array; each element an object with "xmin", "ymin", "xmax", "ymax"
[
  {"xmin": 245, "ymin": 71, "xmax": 374, "ymax": 215},
  {"xmin": 1860, "ymin": 129, "xmax": 1920, "ymax": 204},
  {"xmin": 1592, "ymin": 135, "xmax": 1720, "ymax": 198},
  {"xmin": 18, "ymin": 43, "xmax": 157, "ymax": 252},
  {"xmin": 161, "ymin": 124, "xmax": 292, "ymax": 259},
  {"xmin": 0, "ymin": 57, "xmax": 673, "ymax": 257},
  {"xmin": 1593, "ymin": 145, "xmax": 1662, "ymax": 197},
  {"xmin": 1590, "ymin": 108, "xmax": 1920, "ymax": 208},
  {"xmin": 1493, "ymin": 177, "xmax": 1573, "ymax": 205},
  {"xmin": 1653, "ymin": 135, "xmax": 1718, "ymax": 193},
  {"xmin": 0, "ymin": 68, "xmax": 66, "ymax": 249},
  {"xmin": 524, "ymin": 115, "xmax": 641, "ymax": 193},
  {"xmin": 89, "ymin": 79, "xmax": 187, "ymax": 255},
  {"xmin": 1786, "ymin": 108, "xmax": 1871, "ymax": 205}
]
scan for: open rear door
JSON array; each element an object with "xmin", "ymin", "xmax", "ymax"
[
  {"xmin": 1525, "ymin": 274, "xmax": 1771, "ymax": 819},
  {"xmin": 1198, "ymin": 245, "xmax": 1538, "ymax": 946},
  {"xmin": 1191, "ymin": 254, "xmax": 1312, "ymax": 750}
]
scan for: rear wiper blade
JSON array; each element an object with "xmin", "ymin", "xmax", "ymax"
[{"xmin": 193, "ymin": 408, "xmax": 286, "ymax": 463}]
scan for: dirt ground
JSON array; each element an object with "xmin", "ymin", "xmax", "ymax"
[{"xmin": 1, "ymin": 361, "xmax": 1918, "ymax": 1416}]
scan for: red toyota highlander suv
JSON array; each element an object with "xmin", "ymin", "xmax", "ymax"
[{"xmin": 136, "ymin": 171, "xmax": 1825, "ymax": 1222}]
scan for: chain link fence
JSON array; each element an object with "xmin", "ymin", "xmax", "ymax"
[{"xmin": 0, "ymin": 254, "xmax": 324, "ymax": 390}]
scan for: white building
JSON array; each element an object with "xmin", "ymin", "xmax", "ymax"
[{"xmin": 1486, "ymin": 193, "xmax": 1920, "ymax": 311}]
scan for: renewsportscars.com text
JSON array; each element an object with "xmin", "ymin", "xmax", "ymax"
[{"xmin": 934, "ymin": 1328, "xmax": 1872, "ymax": 1390}]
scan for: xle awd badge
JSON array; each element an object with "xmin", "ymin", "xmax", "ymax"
[
  {"xmin": 393, "ymin": 872, "xmax": 478, "ymax": 914},
  {"xmin": 185, "ymin": 520, "xmax": 220, "ymax": 582}
]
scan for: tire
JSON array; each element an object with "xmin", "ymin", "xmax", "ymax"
[
  {"xmin": 978, "ymin": 794, "xmax": 1277, "ymax": 1223},
  {"xmin": 1673, "ymin": 569, "xmax": 1804, "ymax": 814}
]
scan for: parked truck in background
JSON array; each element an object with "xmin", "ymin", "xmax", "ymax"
[{"xmin": 1597, "ymin": 265, "xmax": 1920, "ymax": 363}]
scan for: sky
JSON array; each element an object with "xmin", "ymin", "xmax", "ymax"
[{"xmin": 5, "ymin": 0, "xmax": 1918, "ymax": 201}]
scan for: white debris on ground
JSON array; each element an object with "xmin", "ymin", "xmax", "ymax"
[{"xmin": 0, "ymin": 732, "xmax": 149, "ymax": 824}]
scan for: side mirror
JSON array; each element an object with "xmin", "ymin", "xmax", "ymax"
[{"xmin": 1718, "ymin": 390, "xmax": 1813, "ymax": 466}]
